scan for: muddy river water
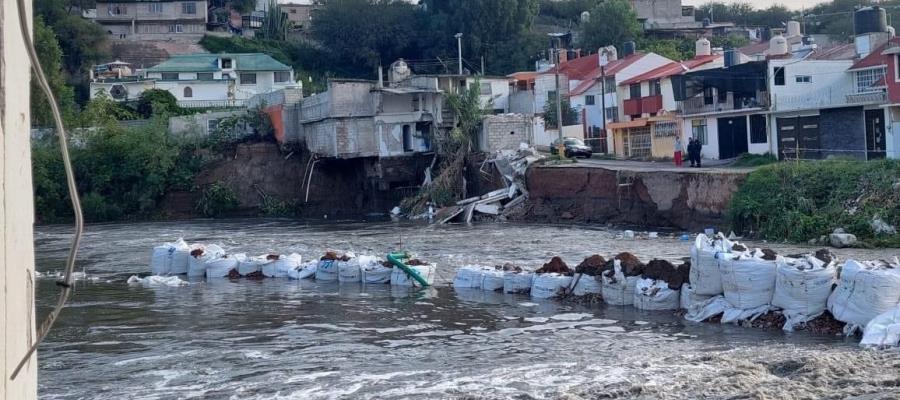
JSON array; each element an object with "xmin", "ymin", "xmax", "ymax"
[{"xmin": 35, "ymin": 219, "xmax": 900, "ymax": 399}]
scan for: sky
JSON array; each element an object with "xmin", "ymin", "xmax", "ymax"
[{"xmin": 682, "ymin": 0, "xmax": 827, "ymax": 10}]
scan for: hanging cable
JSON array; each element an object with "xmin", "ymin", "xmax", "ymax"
[{"xmin": 10, "ymin": 0, "xmax": 84, "ymax": 380}]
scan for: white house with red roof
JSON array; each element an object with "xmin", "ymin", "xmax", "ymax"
[
  {"xmin": 562, "ymin": 47, "xmax": 672, "ymax": 153},
  {"xmin": 607, "ymin": 39, "xmax": 722, "ymax": 159}
]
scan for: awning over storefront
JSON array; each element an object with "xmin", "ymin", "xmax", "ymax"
[{"xmin": 607, "ymin": 119, "xmax": 648, "ymax": 130}]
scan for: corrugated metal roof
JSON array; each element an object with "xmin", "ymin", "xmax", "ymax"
[
  {"xmin": 619, "ymin": 55, "xmax": 720, "ymax": 86},
  {"xmin": 146, "ymin": 53, "xmax": 292, "ymax": 73}
]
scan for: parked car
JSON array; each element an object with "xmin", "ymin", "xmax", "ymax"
[{"xmin": 550, "ymin": 137, "xmax": 593, "ymax": 158}]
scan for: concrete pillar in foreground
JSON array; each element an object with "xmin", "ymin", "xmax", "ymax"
[{"xmin": 1, "ymin": 0, "xmax": 39, "ymax": 396}]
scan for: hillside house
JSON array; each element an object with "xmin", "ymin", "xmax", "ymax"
[{"xmin": 94, "ymin": 0, "xmax": 208, "ymax": 39}]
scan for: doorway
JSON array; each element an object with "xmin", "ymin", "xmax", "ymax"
[
  {"xmin": 716, "ymin": 116, "xmax": 749, "ymax": 159},
  {"xmin": 865, "ymin": 109, "xmax": 886, "ymax": 159}
]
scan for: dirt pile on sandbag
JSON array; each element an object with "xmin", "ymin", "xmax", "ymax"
[
  {"xmin": 321, "ymin": 251, "xmax": 352, "ymax": 261},
  {"xmin": 760, "ymin": 249, "xmax": 778, "ymax": 261},
  {"xmin": 535, "ymin": 257, "xmax": 573, "ymax": 276},
  {"xmin": 642, "ymin": 259, "xmax": 690, "ymax": 290},
  {"xmin": 407, "ymin": 259, "xmax": 429, "ymax": 266},
  {"xmin": 732, "ymin": 244, "xmax": 748, "ymax": 252},
  {"xmin": 814, "ymin": 249, "xmax": 835, "ymax": 264},
  {"xmin": 190, "ymin": 248, "xmax": 204, "ymax": 258},
  {"xmin": 604, "ymin": 252, "xmax": 644, "ymax": 276},
  {"xmin": 802, "ymin": 312, "xmax": 845, "ymax": 335},
  {"xmin": 576, "ymin": 255, "xmax": 608, "ymax": 276},
  {"xmin": 747, "ymin": 312, "xmax": 787, "ymax": 330},
  {"xmin": 266, "ymin": 254, "xmax": 280, "ymax": 261}
]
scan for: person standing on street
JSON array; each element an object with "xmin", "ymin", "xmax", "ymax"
[
  {"xmin": 694, "ymin": 138, "xmax": 703, "ymax": 168},
  {"xmin": 688, "ymin": 138, "xmax": 697, "ymax": 167},
  {"xmin": 674, "ymin": 136, "xmax": 684, "ymax": 167}
]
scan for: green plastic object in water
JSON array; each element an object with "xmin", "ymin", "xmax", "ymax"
[{"xmin": 387, "ymin": 251, "xmax": 430, "ymax": 287}]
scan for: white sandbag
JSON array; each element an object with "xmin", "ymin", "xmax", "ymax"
[
  {"xmin": 772, "ymin": 255, "xmax": 837, "ymax": 331},
  {"xmin": 572, "ymin": 273, "xmax": 603, "ymax": 297},
  {"xmin": 828, "ymin": 260, "xmax": 900, "ymax": 333},
  {"xmin": 718, "ymin": 251, "xmax": 777, "ymax": 310},
  {"xmin": 263, "ymin": 254, "xmax": 303, "ymax": 278},
  {"xmin": 531, "ymin": 273, "xmax": 573, "ymax": 299},
  {"xmin": 453, "ymin": 265, "xmax": 488, "ymax": 289},
  {"xmin": 361, "ymin": 261, "xmax": 392, "ymax": 284},
  {"xmin": 205, "ymin": 256, "xmax": 239, "ymax": 278},
  {"xmin": 150, "ymin": 239, "xmax": 191, "ymax": 275},
  {"xmin": 503, "ymin": 271, "xmax": 533, "ymax": 294},
  {"xmin": 187, "ymin": 244, "xmax": 225, "ymax": 277},
  {"xmin": 315, "ymin": 259, "xmax": 340, "ymax": 282},
  {"xmin": 237, "ymin": 255, "xmax": 267, "ymax": 276},
  {"xmin": 685, "ymin": 295, "xmax": 729, "ymax": 323},
  {"xmin": 634, "ymin": 278, "xmax": 681, "ymax": 311},
  {"xmin": 338, "ymin": 258, "xmax": 362, "ymax": 283},
  {"xmin": 481, "ymin": 269, "xmax": 505, "ymax": 292},
  {"xmin": 601, "ymin": 262, "xmax": 639, "ymax": 306},
  {"xmin": 681, "ymin": 284, "xmax": 713, "ymax": 310},
  {"xmin": 391, "ymin": 263, "xmax": 437, "ymax": 287},
  {"xmin": 289, "ymin": 260, "xmax": 318, "ymax": 280},
  {"xmin": 127, "ymin": 275, "xmax": 189, "ymax": 287},
  {"xmin": 860, "ymin": 305, "xmax": 900, "ymax": 349},
  {"xmin": 689, "ymin": 233, "xmax": 734, "ymax": 296}
]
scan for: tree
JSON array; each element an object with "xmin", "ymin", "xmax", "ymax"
[
  {"xmin": 80, "ymin": 91, "xmax": 137, "ymax": 127},
  {"xmin": 580, "ymin": 0, "xmax": 641, "ymax": 53},
  {"xmin": 32, "ymin": 16, "xmax": 76, "ymax": 127},
  {"xmin": 421, "ymin": 0, "xmax": 540, "ymax": 74},
  {"xmin": 543, "ymin": 94, "xmax": 577, "ymax": 129},
  {"xmin": 312, "ymin": 0, "xmax": 424, "ymax": 69},
  {"xmin": 259, "ymin": 0, "xmax": 290, "ymax": 41},
  {"xmin": 639, "ymin": 39, "xmax": 694, "ymax": 61},
  {"xmin": 136, "ymin": 89, "xmax": 181, "ymax": 118}
]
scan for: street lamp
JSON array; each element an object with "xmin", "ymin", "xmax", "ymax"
[{"xmin": 454, "ymin": 33, "xmax": 463, "ymax": 75}]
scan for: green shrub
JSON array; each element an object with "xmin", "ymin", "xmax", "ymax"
[
  {"xmin": 732, "ymin": 153, "xmax": 777, "ymax": 167},
  {"xmin": 32, "ymin": 119, "xmax": 203, "ymax": 223},
  {"xmin": 196, "ymin": 182, "xmax": 240, "ymax": 218},
  {"xmin": 728, "ymin": 159, "xmax": 900, "ymax": 246}
]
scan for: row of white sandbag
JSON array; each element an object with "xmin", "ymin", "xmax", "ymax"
[
  {"xmin": 690, "ymin": 233, "xmax": 900, "ymax": 334},
  {"xmin": 453, "ymin": 263, "xmax": 680, "ymax": 309},
  {"xmin": 151, "ymin": 240, "xmax": 436, "ymax": 286}
]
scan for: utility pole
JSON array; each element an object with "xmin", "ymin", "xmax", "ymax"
[
  {"xmin": 455, "ymin": 33, "xmax": 463, "ymax": 75},
  {"xmin": 481, "ymin": 56, "xmax": 485, "ymax": 76},
  {"xmin": 599, "ymin": 65, "xmax": 607, "ymax": 153},
  {"xmin": 549, "ymin": 33, "xmax": 566, "ymax": 158}
]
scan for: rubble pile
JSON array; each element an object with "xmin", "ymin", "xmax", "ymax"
[{"xmin": 438, "ymin": 146, "xmax": 542, "ymax": 224}]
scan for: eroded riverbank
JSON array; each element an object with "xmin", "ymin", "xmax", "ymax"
[{"xmin": 35, "ymin": 219, "xmax": 900, "ymax": 399}]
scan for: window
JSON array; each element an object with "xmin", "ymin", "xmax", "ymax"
[
  {"xmin": 896, "ymin": 55, "xmax": 900, "ymax": 82},
  {"xmin": 682, "ymin": 6, "xmax": 694, "ymax": 17},
  {"xmin": 649, "ymin": 79, "xmax": 661, "ymax": 96},
  {"xmin": 182, "ymin": 2, "xmax": 196, "ymax": 14},
  {"xmin": 796, "ymin": 75, "xmax": 812, "ymax": 83},
  {"xmin": 717, "ymin": 88, "xmax": 728, "ymax": 103},
  {"xmin": 605, "ymin": 106, "xmax": 618, "ymax": 122},
  {"xmin": 585, "ymin": 95, "xmax": 595, "ymax": 105},
  {"xmin": 603, "ymin": 77, "xmax": 616, "ymax": 94},
  {"xmin": 107, "ymin": 5, "xmax": 127, "ymax": 15},
  {"xmin": 221, "ymin": 58, "xmax": 233, "ymax": 69},
  {"xmin": 692, "ymin": 119, "xmax": 708, "ymax": 145},
  {"xmin": 703, "ymin": 87, "xmax": 714, "ymax": 105},
  {"xmin": 161, "ymin": 72, "xmax": 178, "ymax": 80},
  {"xmin": 774, "ymin": 68, "xmax": 786, "ymax": 86},
  {"xmin": 207, "ymin": 119, "xmax": 219, "ymax": 133},
  {"xmin": 149, "ymin": 3, "xmax": 163, "ymax": 13},
  {"xmin": 654, "ymin": 121, "xmax": 677, "ymax": 137},
  {"xmin": 629, "ymin": 84, "xmax": 641, "ymax": 99},
  {"xmin": 197, "ymin": 72, "xmax": 214, "ymax": 81},
  {"xmin": 168, "ymin": 24, "xmax": 183, "ymax": 33},
  {"xmin": 274, "ymin": 71, "xmax": 291, "ymax": 83},
  {"xmin": 290, "ymin": 8, "xmax": 297, "ymax": 13},
  {"xmin": 479, "ymin": 83, "xmax": 492, "ymax": 96},
  {"xmin": 183, "ymin": 87, "xmax": 193, "ymax": 98},
  {"xmin": 240, "ymin": 73, "xmax": 257, "ymax": 85},
  {"xmin": 856, "ymin": 67, "xmax": 886, "ymax": 93}
]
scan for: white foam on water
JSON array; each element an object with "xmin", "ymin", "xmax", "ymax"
[{"xmin": 550, "ymin": 313, "xmax": 593, "ymax": 321}]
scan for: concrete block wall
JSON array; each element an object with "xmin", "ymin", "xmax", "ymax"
[
  {"xmin": 820, "ymin": 107, "xmax": 867, "ymax": 160},
  {"xmin": 481, "ymin": 114, "xmax": 531, "ymax": 152}
]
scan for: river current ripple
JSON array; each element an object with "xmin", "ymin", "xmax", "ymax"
[{"xmin": 34, "ymin": 219, "xmax": 900, "ymax": 399}]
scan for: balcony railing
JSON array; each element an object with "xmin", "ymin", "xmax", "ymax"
[
  {"xmin": 623, "ymin": 98, "xmax": 641, "ymax": 116},
  {"xmin": 177, "ymin": 99, "xmax": 246, "ymax": 108},
  {"xmin": 640, "ymin": 95, "xmax": 663, "ymax": 115},
  {"xmin": 678, "ymin": 91, "xmax": 770, "ymax": 116},
  {"xmin": 846, "ymin": 91, "xmax": 887, "ymax": 105}
]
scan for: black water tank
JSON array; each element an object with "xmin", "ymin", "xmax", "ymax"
[
  {"xmin": 854, "ymin": 6, "xmax": 888, "ymax": 35},
  {"xmin": 622, "ymin": 41, "xmax": 636, "ymax": 57}
]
